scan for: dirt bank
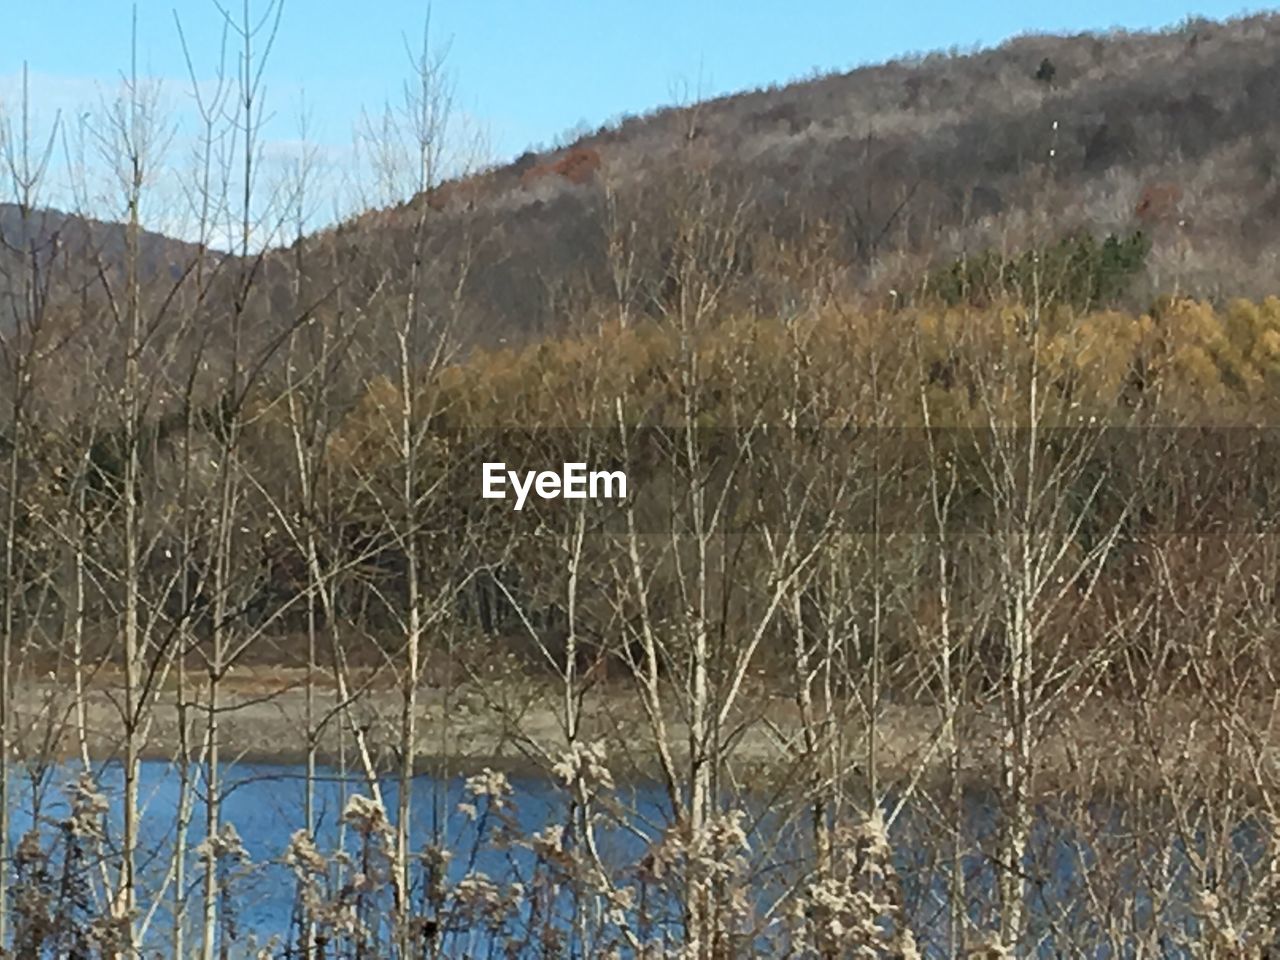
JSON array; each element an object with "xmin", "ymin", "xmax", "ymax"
[{"xmin": 7, "ymin": 667, "xmax": 1269, "ymax": 793}]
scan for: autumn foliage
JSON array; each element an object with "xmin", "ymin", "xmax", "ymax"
[{"xmin": 520, "ymin": 146, "xmax": 603, "ymax": 189}]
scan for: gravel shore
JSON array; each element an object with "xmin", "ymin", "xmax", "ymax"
[{"xmin": 7, "ymin": 667, "xmax": 1259, "ymax": 792}]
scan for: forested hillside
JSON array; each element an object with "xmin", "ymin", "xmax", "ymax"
[
  {"xmin": 12, "ymin": 13, "xmax": 1280, "ymax": 366},
  {"xmin": 317, "ymin": 11, "xmax": 1280, "ymax": 340}
]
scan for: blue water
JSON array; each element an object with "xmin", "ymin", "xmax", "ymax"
[
  {"xmin": 2, "ymin": 761, "xmax": 1264, "ymax": 955},
  {"xmin": 8, "ymin": 759, "xmax": 671, "ymax": 947}
]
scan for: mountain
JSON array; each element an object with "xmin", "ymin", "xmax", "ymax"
[
  {"xmin": 318, "ymin": 12, "xmax": 1280, "ymax": 339},
  {"xmin": 0, "ymin": 203, "xmax": 220, "ymax": 280},
  {"xmin": 0, "ymin": 204, "xmax": 223, "ymax": 335},
  {"xmin": 10, "ymin": 12, "xmax": 1280, "ymax": 370}
]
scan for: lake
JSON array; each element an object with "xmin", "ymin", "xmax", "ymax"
[
  {"xmin": 9, "ymin": 759, "xmax": 673, "ymax": 951},
  {"xmin": 1, "ymin": 759, "xmax": 1265, "ymax": 956}
]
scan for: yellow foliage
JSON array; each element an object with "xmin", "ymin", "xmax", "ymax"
[{"xmin": 321, "ymin": 297, "xmax": 1280, "ymax": 468}]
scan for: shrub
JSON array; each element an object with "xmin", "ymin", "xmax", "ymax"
[{"xmin": 928, "ymin": 230, "xmax": 1150, "ymax": 311}]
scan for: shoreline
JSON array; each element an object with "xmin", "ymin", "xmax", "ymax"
[{"xmin": 8, "ymin": 669, "xmax": 1271, "ymax": 795}]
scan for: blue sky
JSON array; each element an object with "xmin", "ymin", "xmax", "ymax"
[{"xmin": 1, "ymin": 0, "xmax": 1270, "ymax": 240}]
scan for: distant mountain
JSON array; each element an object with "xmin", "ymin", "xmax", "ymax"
[
  {"xmin": 315, "ymin": 12, "xmax": 1280, "ymax": 340},
  {"xmin": 11, "ymin": 13, "xmax": 1280, "ymax": 365},
  {"xmin": 0, "ymin": 204, "xmax": 224, "ymax": 330},
  {"xmin": 0, "ymin": 203, "xmax": 220, "ymax": 276}
]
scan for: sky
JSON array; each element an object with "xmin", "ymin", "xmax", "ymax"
[{"xmin": 1, "ymin": 0, "xmax": 1271, "ymax": 242}]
